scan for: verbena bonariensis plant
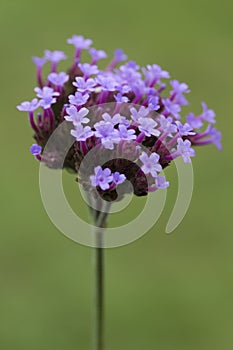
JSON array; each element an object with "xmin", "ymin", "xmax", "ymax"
[{"xmin": 17, "ymin": 35, "xmax": 222, "ymax": 350}]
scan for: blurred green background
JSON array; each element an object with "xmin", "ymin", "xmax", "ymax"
[{"xmin": 0, "ymin": 0, "xmax": 232, "ymax": 349}]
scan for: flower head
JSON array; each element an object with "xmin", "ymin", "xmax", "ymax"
[{"xmin": 17, "ymin": 34, "xmax": 221, "ymax": 200}]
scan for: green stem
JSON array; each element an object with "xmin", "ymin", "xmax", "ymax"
[
  {"xmin": 93, "ymin": 233, "xmax": 104, "ymax": 350},
  {"xmin": 92, "ymin": 202, "xmax": 110, "ymax": 350}
]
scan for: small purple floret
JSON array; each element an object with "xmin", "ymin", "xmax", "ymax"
[
  {"xmin": 177, "ymin": 138, "xmax": 195, "ymax": 163},
  {"xmin": 68, "ymin": 92, "xmax": 89, "ymax": 106},
  {"xmin": 155, "ymin": 176, "xmax": 170, "ymax": 189},
  {"xmin": 32, "ymin": 56, "xmax": 47, "ymax": 67},
  {"xmin": 73, "ymin": 77, "xmax": 96, "ymax": 92},
  {"xmin": 89, "ymin": 48, "xmax": 107, "ymax": 62},
  {"xmin": 112, "ymin": 172, "xmax": 126, "ymax": 185},
  {"xmin": 67, "ymin": 35, "xmax": 93, "ymax": 50},
  {"xmin": 139, "ymin": 152, "xmax": 162, "ymax": 178},
  {"xmin": 64, "ymin": 106, "xmax": 89, "ymax": 125},
  {"xmin": 90, "ymin": 166, "xmax": 113, "ymax": 190},
  {"xmin": 17, "ymin": 98, "xmax": 39, "ymax": 112},
  {"xmin": 30, "ymin": 144, "xmax": 42, "ymax": 156},
  {"xmin": 44, "ymin": 50, "xmax": 67, "ymax": 63},
  {"xmin": 48, "ymin": 72, "xmax": 69, "ymax": 86}
]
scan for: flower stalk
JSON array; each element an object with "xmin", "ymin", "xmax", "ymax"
[{"xmin": 91, "ymin": 201, "xmax": 110, "ymax": 350}]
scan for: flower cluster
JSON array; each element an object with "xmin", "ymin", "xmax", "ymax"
[{"xmin": 17, "ymin": 35, "xmax": 222, "ymax": 200}]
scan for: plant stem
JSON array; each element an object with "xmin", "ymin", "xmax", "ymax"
[
  {"xmin": 93, "ymin": 233, "xmax": 104, "ymax": 350},
  {"xmin": 92, "ymin": 202, "xmax": 110, "ymax": 350}
]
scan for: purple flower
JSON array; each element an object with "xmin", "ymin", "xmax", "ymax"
[
  {"xmin": 207, "ymin": 126, "xmax": 222, "ymax": 150},
  {"xmin": 44, "ymin": 50, "xmax": 67, "ymax": 63},
  {"xmin": 48, "ymin": 72, "xmax": 69, "ymax": 86},
  {"xmin": 176, "ymin": 121, "xmax": 195, "ymax": 136},
  {"xmin": 139, "ymin": 152, "xmax": 162, "ymax": 178},
  {"xmin": 117, "ymin": 65, "xmax": 141, "ymax": 84},
  {"xmin": 73, "ymin": 77, "xmax": 96, "ymax": 92},
  {"xmin": 125, "ymin": 61, "xmax": 140, "ymax": 70},
  {"xmin": 186, "ymin": 112, "xmax": 203, "ymax": 129},
  {"xmin": 177, "ymin": 138, "xmax": 195, "ymax": 163},
  {"xmin": 17, "ymin": 98, "xmax": 39, "ymax": 112},
  {"xmin": 114, "ymin": 93, "xmax": 129, "ymax": 103},
  {"xmin": 148, "ymin": 96, "xmax": 160, "ymax": 111},
  {"xmin": 130, "ymin": 106, "xmax": 149, "ymax": 122},
  {"xmin": 116, "ymin": 84, "xmax": 131, "ymax": 94},
  {"xmin": 102, "ymin": 113, "xmax": 124, "ymax": 125},
  {"xmin": 35, "ymin": 86, "xmax": 60, "ymax": 109},
  {"xmin": 114, "ymin": 49, "xmax": 127, "ymax": 62},
  {"xmin": 90, "ymin": 166, "xmax": 113, "ymax": 190},
  {"xmin": 78, "ymin": 63, "xmax": 99, "ymax": 78},
  {"xmin": 64, "ymin": 106, "xmax": 89, "ymax": 125},
  {"xmin": 200, "ymin": 102, "xmax": 216, "ymax": 124},
  {"xmin": 159, "ymin": 115, "xmax": 177, "ymax": 135},
  {"xmin": 30, "ymin": 144, "xmax": 42, "ymax": 156},
  {"xmin": 94, "ymin": 121, "xmax": 119, "ymax": 149},
  {"xmin": 155, "ymin": 176, "xmax": 169, "ymax": 189},
  {"xmin": 96, "ymin": 74, "xmax": 117, "ymax": 91},
  {"xmin": 89, "ymin": 48, "xmax": 107, "ymax": 63},
  {"xmin": 117, "ymin": 124, "xmax": 136, "ymax": 141},
  {"xmin": 162, "ymin": 98, "xmax": 181, "ymax": 119},
  {"xmin": 18, "ymin": 34, "xmax": 221, "ymax": 199},
  {"xmin": 68, "ymin": 92, "xmax": 89, "ymax": 106},
  {"xmin": 35, "ymin": 86, "xmax": 59, "ymax": 99},
  {"xmin": 138, "ymin": 118, "xmax": 160, "ymax": 137},
  {"xmin": 71, "ymin": 124, "xmax": 94, "ymax": 141},
  {"xmin": 143, "ymin": 64, "xmax": 170, "ymax": 85},
  {"xmin": 112, "ymin": 172, "xmax": 126, "ymax": 185},
  {"xmin": 131, "ymin": 79, "xmax": 147, "ymax": 96},
  {"xmin": 67, "ymin": 35, "xmax": 92, "ymax": 50},
  {"xmin": 170, "ymin": 80, "xmax": 190, "ymax": 95},
  {"xmin": 170, "ymin": 80, "xmax": 190, "ymax": 106},
  {"xmin": 32, "ymin": 56, "xmax": 46, "ymax": 67}
]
